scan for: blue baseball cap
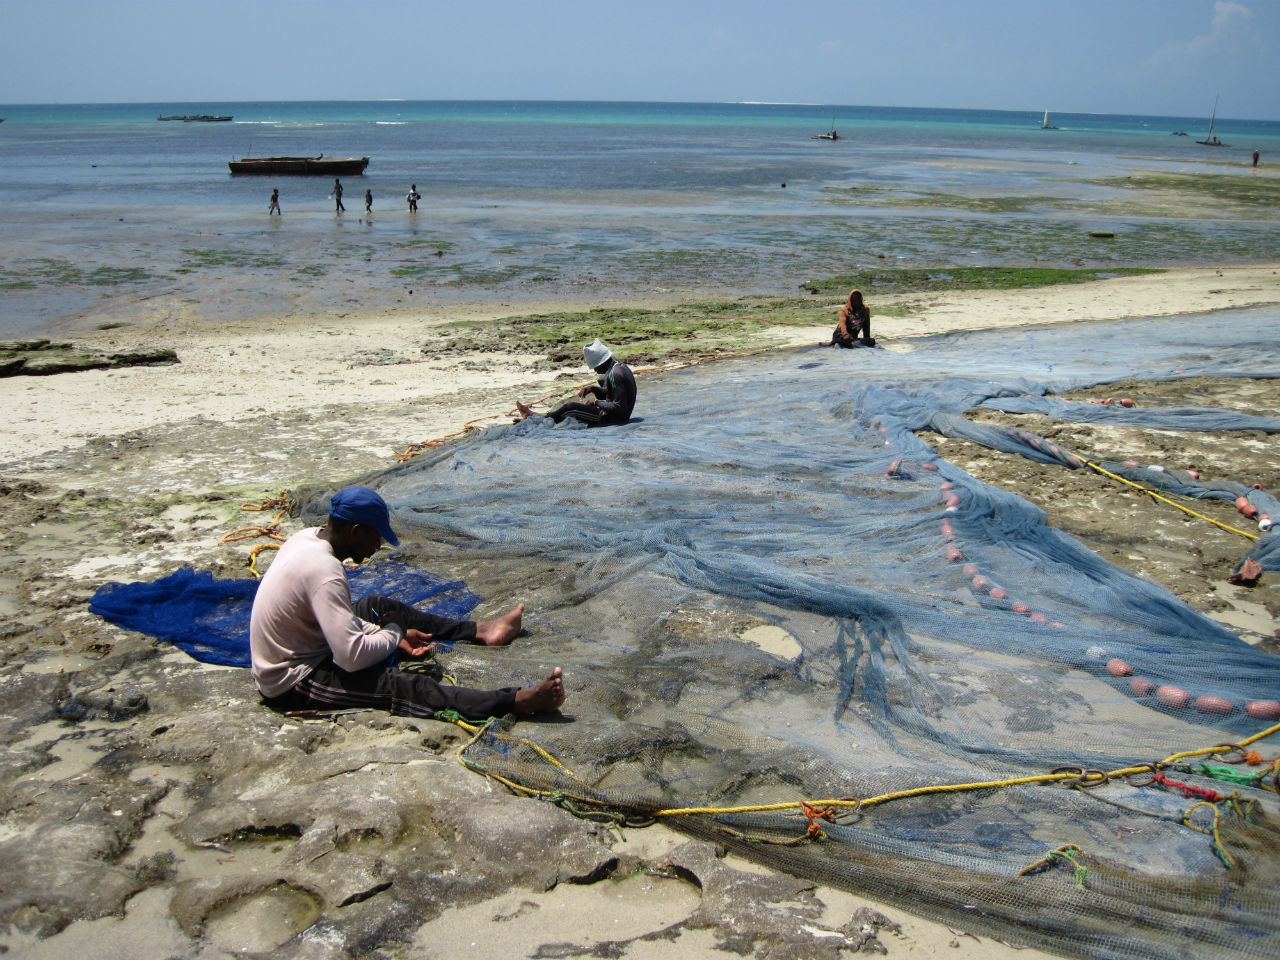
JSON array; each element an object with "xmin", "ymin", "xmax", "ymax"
[{"xmin": 329, "ymin": 486, "xmax": 400, "ymax": 546}]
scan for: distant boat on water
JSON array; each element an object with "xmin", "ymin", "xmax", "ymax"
[
  {"xmin": 810, "ymin": 115, "xmax": 841, "ymax": 140},
  {"xmin": 228, "ymin": 155, "xmax": 370, "ymax": 175},
  {"xmin": 1197, "ymin": 96, "xmax": 1227, "ymax": 146},
  {"xmin": 159, "ymin": 114, "xmax": 233, "ymax": 122},
  {"xmin": 1041, "ymin": 110, "xmax": 1058, "ymax": 130}
]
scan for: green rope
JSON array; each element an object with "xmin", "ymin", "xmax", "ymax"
[
  {"xmin": 1195, "ymin": 762, "xmax": 1269, "ymax": 787},
  {"xmin": 1054, "ymin": 847, "xmax": 1088, "ymax": 889},
  {"xmin": 1020, "ymin": 844, "xmax": 1088, "ymax": 888}
]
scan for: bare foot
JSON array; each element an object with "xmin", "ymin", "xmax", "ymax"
[
  {"xmin": 515, "ymin": 400, "xmax": 541, "ymax": 420},
  {"xmin": 513, "ymin": 667, "xmax": 564, "ymax": 714},
  {"xmin": 475, "ymin": 603, "xmax": 523, "ymax": 646}
]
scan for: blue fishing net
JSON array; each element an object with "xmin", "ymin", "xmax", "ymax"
[
  {"xmin": 323, "ymin": 305, "xmax": 1280, "ymax": 959},
  {"xmin": 980, "ymin": 392, "xmax": 1280, "ymax": 433},
  {"xmin": 89, "ymin": 561, "xmax": 480, "ymax": 666}
]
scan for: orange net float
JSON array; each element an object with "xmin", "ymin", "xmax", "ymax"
[
  {"xmin": 1156, "ymin": 685, "xmax": 1190, "ymax": 709},
  {"xmin": 1131, "ymin": 677, "xmax": 1156, "ymax": 697},
  {"xmin": 1107, "ymin": 658, "xmax": 1133, "ymax": 678},
  {"xmin": 1194, "ymin": 695, "xmax": 1235, "ymax": 716}
]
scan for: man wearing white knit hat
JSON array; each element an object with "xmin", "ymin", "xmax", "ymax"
[{"xmin": 516, "ymin": 337, "xmax": 636, "ymax": 427}]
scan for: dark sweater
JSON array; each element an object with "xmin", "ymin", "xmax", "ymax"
[{"xmin": 593, "ymin": 361, "xmax": 637, "ymax": 423}]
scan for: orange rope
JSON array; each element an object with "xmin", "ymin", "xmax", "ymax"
[
  {"xmin": 712, "ymin": 315, "xmax": 830, "ymax": 327},
  {"xmin": 220, "ymin": 492, "xmax": 294, "ymax": 575}
]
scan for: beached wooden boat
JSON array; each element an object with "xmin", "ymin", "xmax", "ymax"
[
  {"xmin": 159, "ymin": 114, "xmax": 233, "ymax": 122},
  {"xmin": 228, "ymin": 155, "xmax": 370, "ymax": 176}
]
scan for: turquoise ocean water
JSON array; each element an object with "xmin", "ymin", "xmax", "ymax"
[{"xmin": 1, "ymin": 100, "xmax": 1278, "ymax": 336}]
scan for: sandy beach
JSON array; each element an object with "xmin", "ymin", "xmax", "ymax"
[
  {"xmin": 4, "ymin": 264, "xmax": 1277, "ymax": 475},
  {"xmin": 1, "ymin": 264, "xmax": 1278, "ymax": 959}
]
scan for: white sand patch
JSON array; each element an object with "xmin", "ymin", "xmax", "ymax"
[{"xmin": 739, "ymin": 624, "xmax": 803, "ymax": 659}]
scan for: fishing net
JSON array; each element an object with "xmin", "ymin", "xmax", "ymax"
[
  {"xmin": 89, "ymin": 562, "xmax": 480, "ymax": 667},
  {"xmin": 304, "ymin": 307, "xmax": 1279, "ymax": 959}
]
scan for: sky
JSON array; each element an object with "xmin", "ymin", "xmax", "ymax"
[{"xmin": 2, "ymin": 0, "xmax": 1278, "ymax": 120}]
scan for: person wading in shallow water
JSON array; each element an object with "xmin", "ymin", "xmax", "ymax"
[
  {"xmin": 250, "ymin": 486, "xmax": 565, "ymax": 720},
  {"xmin": 331, "ymin": 178, "xmax": 345, "ymax": 213},
  {"xmin": 830, "ymin": 289, "xmax": 874, "ymax": 348},
  {"xmin": 515, "ymin": 338, "xmax": 637, "ymax": 426}
]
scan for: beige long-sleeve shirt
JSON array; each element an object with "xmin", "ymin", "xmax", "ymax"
[{"xmin": 249, "ymin": 527, "xmax": 403, "ymax": 697}]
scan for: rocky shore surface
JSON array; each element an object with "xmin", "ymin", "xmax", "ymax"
[{"xmin": 1, "ymin": 267, "xmax": 1276, "ymax": 959}]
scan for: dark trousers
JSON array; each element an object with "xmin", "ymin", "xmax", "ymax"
[
  {"xmin": 546, "ymin": 401, "xmax": 627, "ymax": 426},
  {"xmin": 832, "ymin": 315, "xmax": 872, "ymax": 347},
  {"xmin": 262, "ymin": 596, "xmax": 516, "ymax": 720},
  {"xmin": 350, "ymin": 595, "xmax": 477, "ymax": 645}
]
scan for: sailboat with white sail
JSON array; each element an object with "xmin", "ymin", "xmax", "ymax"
[
  {"xmin": 1041, "ymin": 110, "xmax": 1057, "ymax": 130},
  {"xmin": 1197, "ymin": 95, "xmax": 1226, "ymax": 146}
]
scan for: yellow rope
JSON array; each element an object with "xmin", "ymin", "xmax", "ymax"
[
  {"xmin": 247, "ymin": 542, "xmax": 280, "ymax": 578},
  {"xmin": 651, "ymin": 721, "xmax": 1280, "ymax": 818},
  {"xmin": 453, "ymin": 716, "xmax": 584, "ymax": 798},
  {"xmin": 431, "ymin": 683, "xmax": 1279, "ymax": 869},
  {"xmin": 1080, "ymin": 458, "xmax": 1259, "ymax": 541},
  {"xmin": 1181, "ymin": 800, "xmax": 1237, "ymax": 868},
  {"xmin": 440, "ymin": 711, "xmax": 1280, "ymax": 826}
]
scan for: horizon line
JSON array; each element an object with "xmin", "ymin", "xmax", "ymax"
[{"xmin": 0, "ymin": 97, "xmax": 1275, "ymax": 124}]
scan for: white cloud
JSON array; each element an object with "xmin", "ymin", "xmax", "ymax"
[{"xmin": 1147, "ymin": 1, "xmax": 1254, "ymax": 66}]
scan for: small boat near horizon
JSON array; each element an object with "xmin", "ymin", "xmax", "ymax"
[
  {"xmin": 159, "ymin": 114, "xmax": 233, "ymax": 122},
  {"xmin": 228, "ymin": 155, "xmax": 370, "ymax": 175},
  {"xmin": 1041, "ymin": 110, "xmax": 1058, "ymax": 130},
  {"xmin": 811, "ymin": 115, "xmax": 841, "ymax": 140},
  {"xmin": 1197, "ymin": 95, "xmax": 1227, "ymax": 146}
]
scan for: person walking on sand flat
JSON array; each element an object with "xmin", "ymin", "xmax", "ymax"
[
  {"xmin": 365, "ymin": 189, "xmax": 373, "ymax": 213},
  {"xmin": 331, "ymin": 178, "xmax": 345, "ymax": 213},
  {"xmin": 516, "ymin": 338, "xmax": 637, "ymax": 427},
  {"xmin": 250, "ymin": 486, "xmax": 565, "ymax": 720},
  {"xmin": 407, "ymin": 184, "xmax": 420, "ymax": 212},
  {"xmin": 268, "ymin": 188, "xmax": 281, "ymax": 215},
  {"xmin": 830, "ymin": 289, "xmax": 874, "ymax": 348}
]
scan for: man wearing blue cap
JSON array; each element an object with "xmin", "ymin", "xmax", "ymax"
[
  {"xmin": 516, "ymin": 338, "xmax": 636, "ymax": 426},
  {"xmin": 250, "ymin": 485, "xmax": 564, "ymax": 719}
]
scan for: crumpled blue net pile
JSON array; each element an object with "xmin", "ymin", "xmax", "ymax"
[
  {"xmin": 317, "ymin": 307, "xmax": 1280, "ymax": 959},
  {"xmin": 89, "ymin": 562, "xmax": 479, "ymax": 666}
]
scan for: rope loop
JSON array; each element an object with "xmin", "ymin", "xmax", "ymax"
[
  {"xmin": 1123, "ymin": 763, "xmax": 1160, "ymax": 787},
  {"xmin": 1074, "ymin": 769, "xmax": 1110, "ymax": 789},
  {"xmin": 1211, "ymin": 743, "xmax": 1251, "ymax": 765},
  {"xmin": 798, "ymin": 800, "xmax": 839, "ymax": 839}
]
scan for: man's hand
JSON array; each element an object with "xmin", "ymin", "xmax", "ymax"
[{"xmin": 399, "ymin": 629, "xmax": 436, "ymax": 658}]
